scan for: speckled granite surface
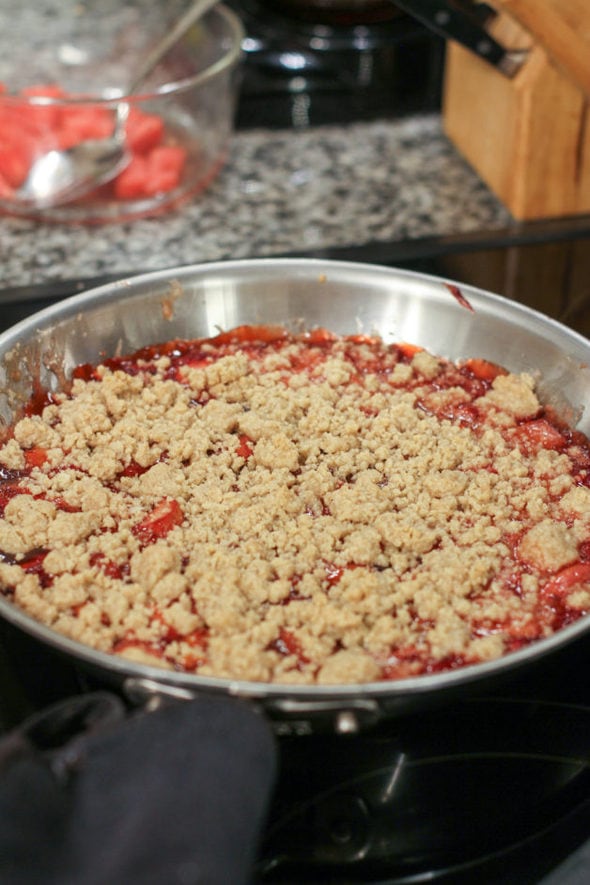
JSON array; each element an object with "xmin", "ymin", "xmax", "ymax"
[{"xmin": 1, "ymin": 114, "xmax": 512, "ymax": 289}]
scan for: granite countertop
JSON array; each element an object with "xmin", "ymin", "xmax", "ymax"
[{"xmin": 1, "ymin": 114, "xmax": 513, "ymax": 290}]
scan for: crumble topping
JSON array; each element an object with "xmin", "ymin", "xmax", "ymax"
[{"xmin": 1, "ymin": 326, "xmax": 590, "ymax": 684}]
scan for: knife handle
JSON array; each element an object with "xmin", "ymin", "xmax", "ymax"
[{"xmin": 495, "ymin": 0, "xmax": 590, "ymax": 98}]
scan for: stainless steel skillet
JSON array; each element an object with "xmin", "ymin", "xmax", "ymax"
[{"xmin": 1, "ymin": 258, "xmax": 590, "ymax": 734}]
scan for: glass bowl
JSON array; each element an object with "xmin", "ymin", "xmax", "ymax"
[{"xmin": 0, "ymin": 1, "xmax": 243, "ymax": 223}]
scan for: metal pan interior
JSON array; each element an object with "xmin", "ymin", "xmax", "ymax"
[{"xmin": 1, "ymin": 259, "xmax": 590, "ymax": 720}]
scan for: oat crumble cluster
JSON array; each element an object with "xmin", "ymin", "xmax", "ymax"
[{"xmin": 1, "ymin": 326, "xmax": 590, "ymax": 685}]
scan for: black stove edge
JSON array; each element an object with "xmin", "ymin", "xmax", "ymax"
[{"xmin": 2, "ymin": 213, "xmax": 590, "ymax": 308}]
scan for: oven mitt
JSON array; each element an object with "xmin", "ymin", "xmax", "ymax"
[{"xmin": 0, "ymin": 691, "xmax": 277, "ymax": 885}]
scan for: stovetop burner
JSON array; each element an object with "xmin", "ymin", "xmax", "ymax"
[
  {"xmin": 229, "ymin": 0, "xmax": 444, "ymax": 128},
  {"xmin": 256, "ymin": 636, "xmax": 590, "ymax": 883}
]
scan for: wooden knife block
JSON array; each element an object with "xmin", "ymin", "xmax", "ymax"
[{"xmin": 442, "ymin": 9, "xmax": 590, "ymax": 220}]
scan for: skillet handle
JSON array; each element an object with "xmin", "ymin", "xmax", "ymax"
[
  {"xmin": 121, "ymin": 676, "xmax": 383, "ymax": 735},
  {"xmin": 122, "ymin": 676, "xmax": 197, "ymax": 710},
  {"xmin": 264, "ymin": 698, "xmax": 383, "ymax": 735}
]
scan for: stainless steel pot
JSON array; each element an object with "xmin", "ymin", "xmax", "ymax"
[{"xmin": 2, "ymin": 258, "xmax": 590, "ymax": 733}]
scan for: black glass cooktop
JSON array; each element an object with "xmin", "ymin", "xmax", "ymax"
[
  {"xmin": 2, "ymin": 614, "xmax": 589, "ymax": 884},
  {"xmin": 256, "ymin": 635, "xmax": 590, "ymax": 884}
]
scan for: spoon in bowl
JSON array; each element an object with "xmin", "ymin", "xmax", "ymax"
[{"xmin": 16, "ymin": 0, "xmax": 220, "ymax": 209}]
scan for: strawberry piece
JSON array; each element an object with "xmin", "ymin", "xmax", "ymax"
[
  {"xmin": 397, "ymin": 343, "xmax": 423, "ymax": 361},
  {"xmin": 0, "ymin": 142, "xmax": 32, "ymax": 188},
  {"xmin": 515, "ymin": 418, "xmax": 566, "ymax": 452},
  {"xmin": 24, "ymin": 446, "xmax": 49, "ymax": 468},
  {"xmin": 133, "ymin": 498, "xmax": 184, "ymax": 544},
  {"xmin": 541, "ymin": 562, "xmax": 590, "ymax": 599},
  {"xmin": 323, "ymin": 562, "xmax": 361, "ymax": 588},
  {"xmin": 269, "ymin": 627, "xmax": 309, "ymax": 666},
  {"xmin": 125, "ymin": 108, "xmax": 164, "ymax": 154},
  {"xmin": 324, "ymin": 563, "xmax": 343, "ymax": 586},
  {"xmin": 57, "ymin": 105, "xmax": 114, "ymax": 149},
  {"xmin": 211, "ymin": 325, "xmax": 288, "ymax": 347},
  {"xmin": 438, "ymin": 401, "xmax": 482, "ymax": 428},
  {"xmin": 236, "ymin": 434, "xmax": 254, "ymax": 459},
  {"xmin": 143, "ymin": 145, "xmax": 186, "ymax": 195},
  {"xmin": 0, "ymin": 170, "xmax": 13, "ymax": 198},
  {"xmin": 144, "ymin": 167, "xmax": 178, "ymax": 196},
  {"xmin": 113, "ymin": 155, "xmax": 149, "ymax": 200},
  {"xmin": 306, "ymin": 328, "xmax": 339, "ymax": 346},
  {"xmin": 119, "ymin": 459, "xmax": 151, "ymax": 478},
  {"xmin": 0, "ymin": 105, "xmax": 37, "ymax": 135},
  {"xmin": 149, "ymin": 144, "xmax": 186, "ymax": 174},
  {"xmin": 464, "ymin": 357, "xmax": 506, "ymax": 382},
  {"xmin": 0, "ymin": 81, "xmax": 183, "ymax": 207}
]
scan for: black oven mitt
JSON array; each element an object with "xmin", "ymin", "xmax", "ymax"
[{"xmin": 0, "ymin": 691, "xmax": 277, "ymax": 885}]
